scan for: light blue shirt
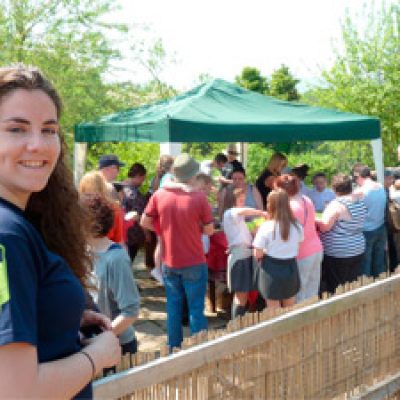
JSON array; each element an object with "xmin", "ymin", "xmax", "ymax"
[
  {"xmin": 300, "ymin": 181, "xmax": 312, "ymax": 198},
  {"xmin": 159, "ymin": 172, "xmax": 174, "ymax": 188},
  {"xmin": 308, "ymin": 188, "xmax": 336, "ymax": 212},
  {"xmin": 358, "ymin": 180, "xmax": 387, "ymax": 231},
  {"xmin": 93, "ymin": 244, "xmax": 140, "ymax": 345}
]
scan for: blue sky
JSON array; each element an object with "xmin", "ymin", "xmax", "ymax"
[{"xmin": 110, "ymin": 0, "xmax": 386, "ymax": 92}]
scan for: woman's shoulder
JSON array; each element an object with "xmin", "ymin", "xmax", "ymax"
[
  {"xmin": 106, "ymin": 243, "xmax": 129, "ymax": 257},
  {"xmin": 223, "ymin": 208, "xmax": 240, "ymax": 222},
  {"xmin": 97, "ymin": 244, "xmax": 130, "ymax": 270},
  {"xmin": 0, "ymin": 203, "xmax": 37, "ymax": 243}
]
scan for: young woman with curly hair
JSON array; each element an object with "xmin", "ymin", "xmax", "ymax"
[{"xmin": 0, "ymin": 65, "xmax": 121, "ymax": 399}]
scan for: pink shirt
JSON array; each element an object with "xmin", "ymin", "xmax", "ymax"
[
  {"xmin": 145, "ymin": 187, "xmax": 213, "ymax": 268},
  {"xmin": 290, "ymin": 195, "xmax": 322, "ymax": 259}
]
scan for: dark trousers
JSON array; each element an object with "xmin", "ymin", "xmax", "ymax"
[
  {"xmin": 322, "ymin": 253, "xmax": 363, "ymax": 294},
  {"xmin": 387, "ymin": 229, "xmax": 398, "ymax": 272},
  {"xmin": 127, "ymin": 231, "xmax": 157, "ymax": 269}
]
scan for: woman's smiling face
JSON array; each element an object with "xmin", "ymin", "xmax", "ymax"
[{"xmin": 0, "ymin": 89, "xmax": 61, "ymax": 209}]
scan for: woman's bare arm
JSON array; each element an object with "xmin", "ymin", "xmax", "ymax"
[{"xmin": 0, "ymin": 331, "xmax": 121, "ymax": 399}]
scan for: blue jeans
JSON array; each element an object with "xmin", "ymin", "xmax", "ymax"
[
  {"xmin": 362, "ymin": 224, "xmax": 387, "ymax": 278},
  {"xmin": 162, "ymin": 263, "xmax": 208, "ymax": 349}
]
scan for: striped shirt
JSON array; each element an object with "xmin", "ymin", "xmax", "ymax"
[{"xmin": 320, "ymin": 197, "xmax": 367, "ymax": 258}]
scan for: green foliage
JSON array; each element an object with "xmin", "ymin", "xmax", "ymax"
[
  {"xmin": 86, "ymin": 142, "xmax": 160, "ymax": 192},
  {"xmin": 269, "ymin": 64, "xmax": 300, "ymax": 101},
  {"xmin": 129, "ymin": 37, "xmax": 178, "ymax": 99},
  {"xmin": 235, "ymin": 65, "xmax": 301, "ymax": 102},
  {"xmin": 0, "ymin": 0, "xmax": 127, "ymax": 151},
  {"xmin": 182, "ymin": 143, "xmax": 227, "ymax": 160},
  {"xmin": 245, "ymin": 145, "xmax": 274, "ymax": 182},
  {"xmin": 235, "ymin": 67, "xmax": 269, "ymax": 94},
  {"xmin": 304, "ymin": 2, "xmax": 400, "ymax": 166},
  {"xmin": 245, "ymin": 142, "xmax": 358, "ymax": 186},
  {"xmin": 0, "ymin": 1, "xmax": 179, "ymax": 177}
]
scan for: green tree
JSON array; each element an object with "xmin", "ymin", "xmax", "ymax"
[
  {"xmin": 269, "ymin": 64, "xmax": 300, "ymax": 101},
  {"xmin": 129, "ymin": 37, "xmax": 177, "ymax": 99},
  {"xmin": 306, "ymin": 2, "xmax": 400, "ymax": 166},
  {"xmin": 0, "ymin": 0, "xmax": 128, "ymax": 150},
  {"xmin": 87, "ymin": 38, "xmax": 179, "ymax": 180},
  {"xmin": 235, "ymin": 66, "xmax": 269, "ymax": 94},
  {"xmin": 182, "ymin": 143, "xmax": 227, "ymax": 160},
  {"xmin": 0, "ymin": 1, "xmax": 180, "ymax": 175}
]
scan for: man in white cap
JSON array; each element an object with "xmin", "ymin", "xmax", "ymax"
[{"xmin": 141, "ymin": 153, "xmax": 214, "ymax": 349}]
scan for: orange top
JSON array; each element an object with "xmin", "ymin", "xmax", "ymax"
[{"xmin": 107, "ymin": 205, "xmax": 124, "ymax": 243}]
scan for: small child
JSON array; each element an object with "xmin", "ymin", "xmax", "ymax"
[
  {"xmin": 253, "ymin": 189, "xmax": 303, "ymax": 309},
  {"xmin": 81, "ymin": 193, "xmax": 140, "ymax": 357},
  {"xmin": 222, "ymin": 186, "xmax": 268, "ymax": 319},
  {"xmin": 195, "ymin": 173, "xmax": 214, "ymax": 195}
]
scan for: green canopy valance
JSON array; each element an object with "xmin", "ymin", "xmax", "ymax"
[{"xmin": 74, "ymin": 79, "xmax": 380, "ymax": 143}]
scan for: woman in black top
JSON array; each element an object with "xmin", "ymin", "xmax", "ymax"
[{"xmin": 256, "ymin": 152, "xmax": 288, "ymax": 209}]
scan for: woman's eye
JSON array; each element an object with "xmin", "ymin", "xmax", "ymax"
[
  {"xmin": 7, "ymin": 126, "xmax": 25, "ymax": 133},
  {"xmin": 42, "ymin": 127, "xmax": 58, "ymax": 135}
]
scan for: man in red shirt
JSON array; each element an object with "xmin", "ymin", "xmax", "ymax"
[{"xmin": 141, "ymin": 154, "xmax": 214, "ymax": 349}]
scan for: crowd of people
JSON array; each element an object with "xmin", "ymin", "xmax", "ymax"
[
  {"xmin": 84, "ymin": 143, "xmax": 391, "ymax": 343},
  {"xmin": 0, "ymin": 64, "xmax": 395, "ymax": 398}
]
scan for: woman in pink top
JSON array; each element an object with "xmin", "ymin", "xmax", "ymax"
[{"xmin": 275, "ymin": 174, "xmax": 323, "ymax": 302}]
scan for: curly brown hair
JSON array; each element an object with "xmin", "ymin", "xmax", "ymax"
[
  {"xmin": 80, "ymin": 193, "xmax": 115, "ymax": 238},
  {"xmin": 0, "ymin": 64, "xmax": 92, "ymax": 288}
]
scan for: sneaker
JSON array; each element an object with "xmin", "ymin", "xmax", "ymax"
[{"xmin": 150, "ymin": 267, "xmax": 164, "ymax": 284}]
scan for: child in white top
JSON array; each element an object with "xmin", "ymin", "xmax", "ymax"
[
  {"xmin": 222, "ymin": 186, "xmax": 268, "ymax": 319},
  {"xmin": 253, "ymin": 189, "xmax": 303, "ymax": 308}
]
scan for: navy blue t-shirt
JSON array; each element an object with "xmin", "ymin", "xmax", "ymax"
[{"xmin": 0, "ymin": 198, "xmax": 92, "ymax": 399}]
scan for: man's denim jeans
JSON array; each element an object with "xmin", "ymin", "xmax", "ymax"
[
  {"xmin": 362, "ymin": 224, "xmax": 387, "ymax": 278},
  {"xmin": 162, "ymin": 263, "xmax": 208, "ymax": 349}
]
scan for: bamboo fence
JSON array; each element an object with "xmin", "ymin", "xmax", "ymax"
[{"xmin": 94, "ymin": 272, "xmax": 400, "ymax": 399}]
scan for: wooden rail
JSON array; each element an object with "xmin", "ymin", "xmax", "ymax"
[
  {"xmin": 350, "ymin": 372, "xmax": 400, "ymax": 399},
  {"xmin": 94, "ymin": 274, "xmax": 400, "ymax": 399}
]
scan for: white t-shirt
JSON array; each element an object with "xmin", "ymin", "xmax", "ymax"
[
  {"xmin": 201, "ymin": 234, "xmax": 210, "ymax": 254},
  {"xmin": 223, "ymin": 208, "xmax": 253, "ymax": 248},
  {"xmin": 308, "ymin": 188, "xmax": 336, "ymax": 212},
  {"xmin": 200, "ymin": 160, "xmax": 213, "ymax": 176},
  {"xmin": 253, "ymin": 220, "xmax": 304, "ymax": 259}
]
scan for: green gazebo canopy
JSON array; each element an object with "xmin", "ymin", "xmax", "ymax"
[{"xmin": 74, "ymin": 79, "xmax": 380, "ymax": 143}]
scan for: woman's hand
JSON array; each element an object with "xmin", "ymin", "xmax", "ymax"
[
  {"xmin": 258, "ymin": 210, "xmax": 269, "ymax": 219},
  {"xmin": 81, "ymin": 310, "xmax": 112, "ymax": 332},
  {"xmin": 84, "ymin": 331, "xmax": 122, "ymax": 372}
]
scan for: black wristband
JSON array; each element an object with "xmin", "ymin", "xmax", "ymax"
[{"xmin": 81, "ymin": 350, "xmax": 96, "ymax": 380}]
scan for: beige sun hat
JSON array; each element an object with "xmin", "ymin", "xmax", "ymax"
[{"xmin": 172, "ymin": 153, "xmax": 200, "ymax": 183}]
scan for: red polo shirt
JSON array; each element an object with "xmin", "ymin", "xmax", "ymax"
[{"xmin": 145, "ymin": 187, "xmax": 213, "ymax": 268}]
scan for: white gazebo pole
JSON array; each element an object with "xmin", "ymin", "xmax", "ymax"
[
  {"xmin": 74, "ymin": 142, "xmax": 87, "ymax": 187},
  {"xmin": 160, "ymin": 142, "xmax": 182, "ymax": 157},
  {"xmin": 240, "ymin": 142, "xmax": 248, "ymax": 168},
  {"xmin": 371, "ymin": 138, "xmax": 384, "ymax": 184}
]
